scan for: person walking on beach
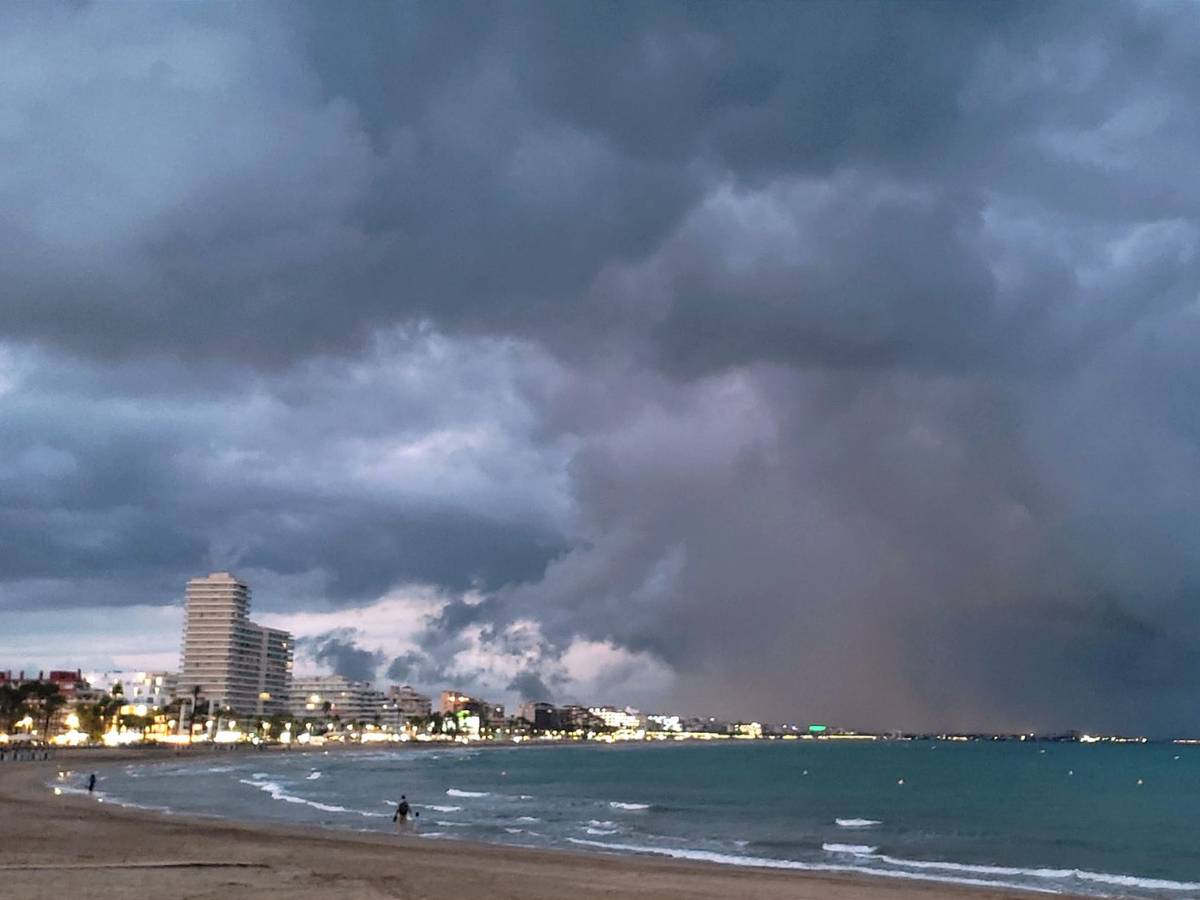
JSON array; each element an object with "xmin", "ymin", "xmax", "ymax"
[
  {"xmin": 392, "ymin": 795, "xmax": 410, "ymax": 833},
  {"xmin": 87, "ymin": 773, "xmax": 96, "ymax": 793}
]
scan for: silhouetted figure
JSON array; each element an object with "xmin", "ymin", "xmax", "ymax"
[
  {"xmin": 87, "ymin": 773, "xmax": 96, "ymax": 793},
  {"xmin": 392, "ymin": 794, "xmax": 410, "ymax": 832}
]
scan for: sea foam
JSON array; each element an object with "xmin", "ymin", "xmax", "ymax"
[
  {"xmin": 824, "ymin": 843, "xmax": 877, "ymax": 855},
  {"xmin": 835, "ymin": 818, "xmax": 881, "ymax": 828},
  {"xmin": 585, "ymin": 820, "xmax": 620, "ymax": 835},
  {"xmin": 872, "ymin": 854, "xmax": 1200, "ymax": 892},
  {"xmin": 238, "ymin": 778, "xmax": 387, "ymax": 818},
  {"xmin": 446, "ymin": 788, "xmax": 489, "ymax": 798},
  {"xmin": 609, "ymin": 801, "xmax": 650, "ymax": 810},
  {"xmin": 564, "ymin": 839, "xmax": 1059, "ymax": 893}
]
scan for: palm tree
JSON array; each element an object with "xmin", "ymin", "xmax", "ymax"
[
  {"xmin": 35, "ymin": 684, "xmax": 65, "ymax": 740},
  {"xmin": 76, "ymin": 700, "xmax": 110, "ymax": 740},
  {"xmin": 96, "ymin": 692, "xmax": 123, "ymax": 737},
  {"xmin": 184, "ymin": 685, "xmax": 202, "ymax": 740},
  {"xmin": 0, "ymin": 684, "xmax": 22, "ymax": 733}
]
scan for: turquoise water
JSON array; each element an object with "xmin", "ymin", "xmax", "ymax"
[{"xmin": 84, "ymin": 741, "xmax": 1200, "ymax": 896}]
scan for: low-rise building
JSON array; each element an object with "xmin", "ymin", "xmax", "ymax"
[
  {"xmin": 290, "ymin": 675, "xmax": 384, "ymax": 723},
  {"xmin": 83, "ymin": 671, "xmax": 178, "ymax": 709},
  {"xmin": 378, "ymin": 684, "xmax": 432, "ymax": 730},
  {"xmin": 645, "ymin": 714, "xmax": 682, "ymax": 733},
  {"xmin": 387, "ymin": 684, "xmax": 432, "ymax": 717},
  {"xmin": 731, "ymin": 721, "xmax": 763, "ymax": 739},
  {"xmin": 589, "ymin": 706, "xmax": 642, "ymax": 731},
  {"xmin": 517, "ymin": 701, "xmax": 558, "ymax": 730},
  {"xmin": 2, "ymin": 670, "xmax": 87, "ymax": 699},
  {"xmin": 557, "ymin": 705, "xmax": 603, "ymax": 734},
  {"xmin": 487, "ymin": 703, "xmax": 505, "ymax": 727},
  {"xmin": 439, "ymin": 690, "xmax": 480, "ymax": 715}
]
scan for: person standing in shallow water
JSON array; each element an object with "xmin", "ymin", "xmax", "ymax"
[
  {"xmin": 392, "ymin": 795, "xmax": 410, "ymax": 832},
  {"xmin": 87, "ymin": 773, "xmax": 96, "ymax": 793}
]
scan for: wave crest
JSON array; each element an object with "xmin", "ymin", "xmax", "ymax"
[
  {"xmin": 446, "ymin": 788, "xmax": 489, "ymax": 798},
  {"xmin": 824, "ymin": 843, "xmax": 877, "ymax": 855},
  {"xmin": 238, "ymin": 778, "xmax": 387, "ymax": 818}
]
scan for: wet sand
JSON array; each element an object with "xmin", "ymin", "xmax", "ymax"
[{"xmin": 0, "ymin": 749, "xmax": 1045, "ymax": 900}]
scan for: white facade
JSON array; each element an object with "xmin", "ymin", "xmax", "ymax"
[
  {"xmin": 645, "ymin": 714, "xmax": 682, "ymax": 732},
  {"xmin": 177, "ymin": 572, "xmax": 293, "ymax": 716},
  {"xmin": 290, "ymin": 675, "xmax": 385, "ymax": 722},
  {"xmin": 589, "ymin": 706, "xmax": 642, "ymax": 730},
  {"xmin": 84, "ymin": 671, "xmax": 177, "ymax": 709}
]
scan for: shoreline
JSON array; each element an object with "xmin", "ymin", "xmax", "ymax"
[{"xmin": 0, "ymin": 749, "xmax": 1064, "ymax": 900}]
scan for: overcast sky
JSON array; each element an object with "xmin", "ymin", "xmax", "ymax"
[{"xmin": 3, "ymin": 1, "xmax": 1200, "ymax": 734}]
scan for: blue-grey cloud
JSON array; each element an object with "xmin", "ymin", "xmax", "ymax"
[
  {"xmin": 3, "ymin": 1, "xmax": 1200, "ymax": 736},
  {"xmin": 308, "ymin": 629, "xmax": 385, "ymax": 683}
]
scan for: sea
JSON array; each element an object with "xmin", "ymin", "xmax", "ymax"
[{"xmin": 73, "ymin": 740, "xmax": 1200, "ymax": 897}]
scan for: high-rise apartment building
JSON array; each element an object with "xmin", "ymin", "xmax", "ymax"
[
  {"xmin": 177, "ymin": 572, "xmax": 292, "ymax": 716},
  {"xmin": 254, "ymin": 626, "xmax": 292, "ymax": 713}
]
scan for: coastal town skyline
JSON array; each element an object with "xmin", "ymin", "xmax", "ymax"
[
  {"xmin": 0, "ymin": 569, "xmax": 942, "ymax": 733},
  {"xmin": 4, "ymin": 567, "xmax": 1197, "ymax": 740}
]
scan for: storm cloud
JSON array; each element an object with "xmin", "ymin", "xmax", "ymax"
[
  {"xmin": 3, "ymin": 1, "xmax": 1200, "ymax": 734},
  {"xmin": 309, "ymin": 629, "xmax": 386, "ymax": 683}
]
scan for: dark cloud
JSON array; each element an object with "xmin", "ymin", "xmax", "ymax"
[
  {"xmin": 308, "ymin": 629, "xmax": 385, "ymax": 683},
  {"xmin": 507, "ymin": 671, "xmax": 555, "ymax": 703},
  {"xmin": 0, "ymin": 336, "xmax": 570, "ymax": 610},
  {"xmin": 644, "ymin": 181, "xmax": 999, "ymax": 376},
  {"xmin": 5, "ymin": 2, "xmax": 1200, "ymax": 735},
  {"xmin": 424, "ymin": 597, "xmax": 504, "ymax": 640},
  {"xmin": 0, "ymin": 1, "xmax": 1047, "ymax": 367},
  {"xmin": 385, "ymin": 650, "xmax": 452, "ymax": 687}
]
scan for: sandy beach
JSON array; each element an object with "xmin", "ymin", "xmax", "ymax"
[{"xmin": 0, "ymin": 748, "xmax": 1052, "ymax": 900}]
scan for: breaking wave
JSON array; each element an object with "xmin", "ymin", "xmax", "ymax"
[
  {"xmin": 238, "ymin": 778, "xmax": 387, "ymax": 818},
  {"xmin": 564, "ymin": 839, "xmax": 1060, "ymax": 893},
  {"xmin": 824, "ymin": 843, "xmax": 877, "ymax": 855}
]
